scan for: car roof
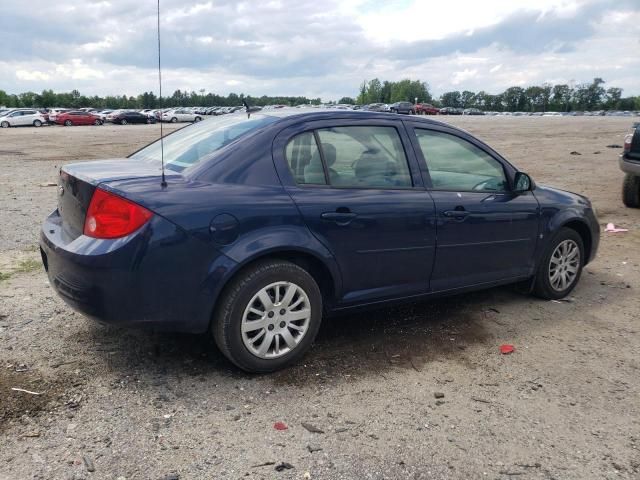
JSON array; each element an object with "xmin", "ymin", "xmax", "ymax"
[{"xmin": 250, "ymin": 108, "xmax": 450, "ymax": 128}]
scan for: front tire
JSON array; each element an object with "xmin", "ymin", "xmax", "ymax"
[
  {"xmin": 94, "ymin": 119, "xmax": 102, "ymax": 125},
  {"xmin": 64, "ymin": 120, "xmax": 72, "ymax": 126},
  {"xmin": 533, "ymin": 228, "xmax": 584, "ymax": 300},
  {"xmin": 1, "ymin": 121, "xmax": 9, "ymax": 128},
  {"xmin": 33, "ymin": 120, "xmax": 42, "ymax": 127},
  {"xmin": 622, "ymin": 173, "xmax": 640, "ymax": 208},
  {"xmin": 213, "ymin": 260, "xmax": 323, "ymax": 373},
  {"xmin": 194, "ymin": 116, "xmax": 202, "ymax": 122},
  {"xmin": 171, "ymin": 117, "xmax": 178, "ymax": 123},
  {"xmin": 121, "ymin": 119, "xmax": 127, "ymax": 125}
]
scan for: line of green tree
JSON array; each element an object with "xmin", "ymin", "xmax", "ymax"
[
  {"xmin": 1, "ymin": 77, "xmax": 638, "ymax": 111},
  {"xmin": 0, "ymin": 88, "xmax": 321, "ymax": 110},
  {"xmin": 351, "ymin": 77, "xmax": 639, "ymax": 112}
]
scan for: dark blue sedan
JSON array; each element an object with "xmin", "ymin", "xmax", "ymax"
[{"xmin": 40, "ymin": 110, "xmax": 600, "ymax": 372}]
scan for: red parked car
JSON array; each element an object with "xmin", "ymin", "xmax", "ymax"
[
  {"xmin": 415, "ymin": 103, "xmax": 439, "ymax": 115},
  {"xmin": 55, "ymin": 111, "xmax": 103, "ymax": 126}
]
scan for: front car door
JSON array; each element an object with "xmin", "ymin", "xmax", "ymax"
[
  {"xmin": 406, "ymin": 122, "xmax": 540, "ymax": 292},
  {"xmin": 11, "ymin": 111, "xmax": 28, "ymax": 126},
  {"xmin": 273, "ymin": 118, "xmax": 437, "ymax": 306}
]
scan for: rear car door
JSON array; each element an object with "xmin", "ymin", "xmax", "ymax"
[
  {"xmin": 406, "ymin": 123, "xmax": 540, "ymax": 292},
  {"xmin": 273, "ymin": 119, "xmax": 437, "ymax": 305}
]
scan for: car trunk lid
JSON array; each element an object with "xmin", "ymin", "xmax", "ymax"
[{"xmin": 57, "ymin": 158, "xmax": 176, "ymax": 239}]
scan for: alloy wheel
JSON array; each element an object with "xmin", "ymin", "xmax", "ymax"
[
  {"xmin": 241, "ymin": 281, "xmax": 311, "ymax": 359},
  {"xmin": 548, "ymin": 239, "xmax": 580, "ymax": 291}
]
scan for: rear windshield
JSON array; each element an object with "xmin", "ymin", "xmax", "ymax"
[{"xmin": 130, "ymin": 114, "xmax": 277, "ymax": 172}]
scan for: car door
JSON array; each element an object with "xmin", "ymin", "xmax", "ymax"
[
  {"xmin": 13, "ymin": 111, "xmax": 30, "ymax": 126},
  {"xmin": 273, "ymin": 119, "xmax": 437, "ymax": 305},
  {"xmin": 406, "ymin": 123, "xmax": 540, "ymax": 292}
]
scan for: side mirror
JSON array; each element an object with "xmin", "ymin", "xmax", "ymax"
[{"xmin": 514, "ymin": 172, "xmax": 534, "ymax": 192}]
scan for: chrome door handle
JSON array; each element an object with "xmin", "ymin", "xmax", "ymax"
[
  {"xmin": 443, "ymin": 210, "xmax": 470, "ymax": 219},
  {"xmin": 321, "ymin": 211, "xmax": 357, "ymax": 225}
]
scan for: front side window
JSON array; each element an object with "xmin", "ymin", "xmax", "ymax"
[
  {"xmin": 415, "ymin": 129, "xmax": 508, "ymax": 192},
  {"xmin": 316, "ymin": 126, "xmax": 412, "ymax": 188}
]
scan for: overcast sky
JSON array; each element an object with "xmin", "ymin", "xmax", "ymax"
[{"xmin": 1, "ymin": 0, "xmax": 638, "ymax": 100}]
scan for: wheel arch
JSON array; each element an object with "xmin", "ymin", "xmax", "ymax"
[
  {"xmin": 213, "ymin": 247, "xmax": 340, "ymax": 316},
  {"xmin": 561, "ymin": 219, "xmax": 593, "ymax": 265}
]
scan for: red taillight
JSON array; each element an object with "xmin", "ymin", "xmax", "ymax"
[
  {"xmin": 624, "ymin": 134, "xmax": 633, "ymax": 153},
  {"xmin": 83, "ymin": 188, "xmax": 153, "ymax": 239}
]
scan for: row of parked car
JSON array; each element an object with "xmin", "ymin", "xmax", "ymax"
[
  {"xmin": 0, "ymin": 105, "xmax": 254, "ymax": 128},
  {"xmin": 344, "ymin": 104, "xmax": 640, "ymax": 117}
]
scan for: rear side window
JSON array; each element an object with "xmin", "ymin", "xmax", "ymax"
[
  {"xmin": 130, "ymin": 115, "xmax": 278, "ymax": 171},
  {"xmin": 317, "ymin": 126, "xmax": 412, "ymax": 188},
  {"xmin": 415, "ymin": 129, "xmax": 507, "ymax": 192},
  {"xmin": 285, "ymin": 127, "xmax": 412, "ymax": 188},
  {"xmin": 285, "ymin": 132, "xmax": 325, "ymax": 184}
]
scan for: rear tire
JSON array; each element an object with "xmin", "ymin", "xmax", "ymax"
[
  {"xmin": 212, "ymin": 260, "xmax": 323, "ymax": 373},
  {"xmin": 33, "ymin": 120, "xmax": 42, "ymax": 127},
  {"xmin": 622, "ymin": 173, "xmax": 640, "ymax": 208},
  {"xmin": 194, "ymin": 116, "xmax": 202, "ymax": 122},
  {"xmin": 121, "ymin": 119, "xmax": 127, "ymax": 125},
  {"xmin": 533, "ymin": 228, "xmax": 584, "ymax": 300}
]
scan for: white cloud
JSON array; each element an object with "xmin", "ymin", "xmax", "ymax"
[
  {"xmin": 15, "ymin": 69, "xmax": 50, "ymax": 81},
  {"xmin": 452, "ymin": 69, "xmax": 479, "ymax": 85}
]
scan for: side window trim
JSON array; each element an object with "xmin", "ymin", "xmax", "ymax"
[
  {"xmin": 312, "ymin": 130, "xmax": 330, "ymax": 185},
  {"xmin": 406, "ymin": 122, "xmax": 515, "ymax": 192}
]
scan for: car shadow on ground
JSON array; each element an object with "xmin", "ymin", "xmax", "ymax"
[{"xmin": 84, "ymin": 287, "xmax": 528, "ymax": 385}]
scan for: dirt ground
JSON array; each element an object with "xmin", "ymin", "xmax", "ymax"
[{"xmin": 0, "ymin": 117, "xmax": 638, "ymax": 480}]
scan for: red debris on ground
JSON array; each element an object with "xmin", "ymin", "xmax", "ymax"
[
  {"xmin": 273, "ymin": 421, "xmax": 288, "ymax": 430},
  {"xmin": 500, "ymin": 344, "xmax": 515, "ymax": 354}
]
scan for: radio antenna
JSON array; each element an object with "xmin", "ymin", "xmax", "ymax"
[{"xmin": 157, "ymin": 0, "xmax": 167, "ymax": 187}]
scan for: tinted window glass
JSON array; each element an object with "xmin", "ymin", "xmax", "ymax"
[
  {"xmin": 285, "ymin": 132, "xmax": 325, "ymax": 184},
  {"xmin": 130, "ymin": 114, "xmax": 278, "ymax": 171},
  {"xmin": 315, "ymin": 126, "xmax": 412, "ymax": 188},
  {"xmin": 415, "ymin": 129, "xmax": 507, "ymax": 192}
]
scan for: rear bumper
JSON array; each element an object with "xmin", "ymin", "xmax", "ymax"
[
  {"xmin": 39, "ymin": 209, "xmax": 236, "ymax": 333},
  {"xmin": 619, "ymin": 154, "xmax": 640, "ymax": 176}
]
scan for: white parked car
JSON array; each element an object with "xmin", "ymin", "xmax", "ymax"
[
  {"xmin": 161, "ymin": 109, "xmax": 202, "ymax": 123},
  {"xmin": 0, "ymin": 109, "xmax": 47, "ymax": 128}
]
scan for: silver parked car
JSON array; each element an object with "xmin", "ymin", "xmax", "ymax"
[
  {"xmin": 161, "ymin": 108, "xmax": 203, "ymax": 123},
  {"xmin": 0, "ymin": 109, "xmax": 47, "ymax": 128}
]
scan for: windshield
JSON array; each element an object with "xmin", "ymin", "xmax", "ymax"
[{"xmin": 130, "ymin": 114, "xmax": 277, "ymax": 172}]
